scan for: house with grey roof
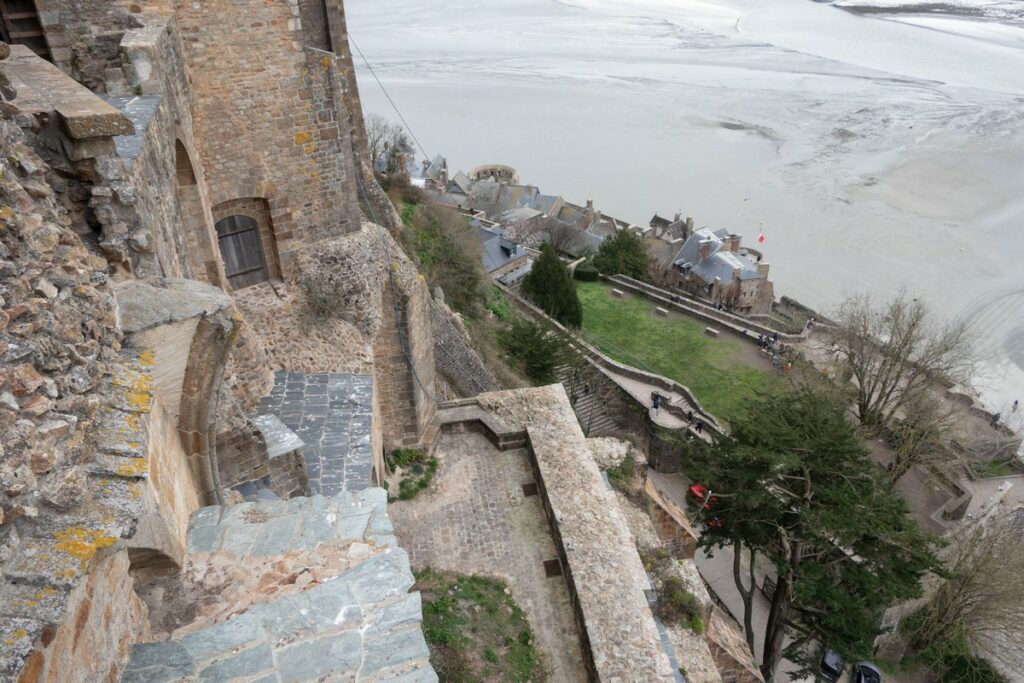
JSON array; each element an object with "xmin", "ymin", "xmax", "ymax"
[
  {"xmin": 671, "ymin": 227, "xmax": 774, "ymax": 314},
  {"xmin": 472, "ymin": 222, "xmax": 533, "ymax": 283}
]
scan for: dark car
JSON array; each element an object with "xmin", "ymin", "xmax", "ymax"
[
  {"xmin": 853, "ymin": 662, "xmax": 882, "ymax": 683},
  {"xmin": 819, "ymin": 649, "xmax": 844, "ymax": 682}
]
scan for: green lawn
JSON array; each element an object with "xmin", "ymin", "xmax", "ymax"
[{"xmin": 576, "ymin": 281, "xmax": 773, "ymax": 419}]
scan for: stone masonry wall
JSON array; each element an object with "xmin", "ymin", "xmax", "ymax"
[
  {"xmin": 430, "ymin": 300, "xmax": 500, "ymax": 397},
  {"xmin": 15, "ymin": 548, "xmax": 149, "ymax": 683},
  {"xmin": 115, "ymin": 17, "xmax": 223, "ymax": 286},
  {"xmin": 175, "ymin": 0, "xmax": 363, "ymax": 278}
]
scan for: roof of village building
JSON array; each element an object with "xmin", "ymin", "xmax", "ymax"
[
  {"xmin": 451, "ymin": 170, "xmax": 471, "ymax": 194},
  {"xmin": 674, "ymin": 227, "xmax": 764, "ymax": 283},
  {"xmin": 474, "ymin": 224, "xmax": 527, "ymax": 274},
  {"xmin": 532, "ymin": 193, "xmax": 562, "ymax": 216},
  {"xmin": 500, "ymin": 206, "xmax": 542, "ymax": 224},
  {"xmin": 650, "ymin": 213, "xmax": 672, "ymax": 229}
]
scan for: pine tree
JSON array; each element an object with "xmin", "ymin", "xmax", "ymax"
[
  {"xmin": 522, "ymin": 243, "xmax": 582, "ymax": 328},
  {"xmin": 686, "ymin": 387, "xmax": 940, "ymax": 681}
]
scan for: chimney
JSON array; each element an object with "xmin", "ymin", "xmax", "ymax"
[
  {"xmin": 674, "ymin": 212, "xmax": 682, "ymax": 223},
  {"xmin": 733, "ymin": 265, "xmax": 743, "ymax": 281},
  {"xmin": 698, "ymin": 239, "xmax": 712, "ymax": 262},
  {"xmin": 728, "ymin": 234, "xmax": 741, "ymax": 252},
  {"xmin": 757, "ymin": 262, "xmax": 770, "ymax": 278},
  {"xmin": 586, "ymin": 199, "xmax": 594, "ymax": 211},
  {"xmin": 685, "ymin": 216, "xmax": 694, "ymax": 238}
]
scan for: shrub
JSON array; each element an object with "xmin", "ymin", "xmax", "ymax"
[
  {"xmin": 498, "ymin": 317, "xmax": 575, "ymax": 385},
  {"xmin": 521, "ymin": 243, "xmax": 582, "ymax": 328},
  {"xmin": 485, "ymin": 287, "xmax": 511, "ymax": 321},
  {"xmin": 574, "ymin": 261, "xmax": 599, "ymax": 282},
  {"xmin": 403, "ymin": 204, "xmax": 486, "ymax": 314},
  {"xmin": 658, "ymin": 575, "xmax": 703, "ymax": 629},
  {"xmin": 606, "ymin": 454, "xmax": 636, "ymax": 492},
  {"xmin": 593, "ymin": 230, "xmax": 652, "ymax": 281}
]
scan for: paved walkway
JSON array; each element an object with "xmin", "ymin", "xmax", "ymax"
[
  {"xmin": 390, "ymin": 431, "xmax": 588, "ymax": 682},
  {"xmin": 648, "ymin": 470, "xmax": 811, "ymax": 683},
  {"xmin": 258, "ymin": 371, "xmax": 374, "ymax": 495}
]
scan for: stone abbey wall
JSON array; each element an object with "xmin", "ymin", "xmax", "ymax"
[
  {"xmin": 0, "ymin": 0, "xmax": 446, "ymax": 678},
  {"xmin": 174, "ymin": 0, "xmax": 363, "ymax": 278}
]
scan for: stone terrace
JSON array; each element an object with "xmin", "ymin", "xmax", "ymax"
[
  {"xmin": 390, "ymin": 431, "xmax": 588, "ymax": 682},
  {"xmin": 258, "ymin": 372, "xmax": 374, "ymax": 495},
  {"xmin": 121, "ymin": 489, "xmax": 435, "ymax": 682},
  {"xmin": 441, "ymin": 386, "xmax": 677, "ymax": 681}
]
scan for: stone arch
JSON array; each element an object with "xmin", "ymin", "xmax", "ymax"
[
  {"xmin": 212, "ymin": 197, "xmax": 283, "ymax": 290},
  {"xmin": 175, "ymin": 139, "xmax": 225, "ymax": 287},
  {"xmin": 179, "ymin": 313, "xmax": 239, "ymax": 505}
]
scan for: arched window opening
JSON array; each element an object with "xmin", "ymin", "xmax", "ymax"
[
  {"xmin": 215, "ymin": 215, "xmax": 269, "ymax": 289},
  {"xmin": 175, "ymin": 141, "xmax": 197, "ymax": 186}
]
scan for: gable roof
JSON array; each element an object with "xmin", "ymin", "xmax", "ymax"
[{"xmin": 673, "ymin": 228, "xmax": 764, "ymax": 283}]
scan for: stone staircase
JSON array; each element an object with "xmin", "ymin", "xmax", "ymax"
[
  {"xmin": 120, "ymin": 490, "xmax": 436, "ymax": 683},
  {"xmin": 556, "ymin": 364, "xmax": 621, "ymax": 437}
]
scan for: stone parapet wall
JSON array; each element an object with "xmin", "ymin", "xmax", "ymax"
[
  {"xmin": 606, "ymin": 275, "xmax": 803, "ymax": 343},
  {"xmin": 430, "ymin": 300, "xmax": 500, "ymax": 397}
]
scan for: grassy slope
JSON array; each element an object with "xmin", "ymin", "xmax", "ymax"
[
  {"xmin": 415, "ymin": 568, "xmax": 542, "ymax": 682},
  {"xmin": 576, "ymin": 280, "xmax": 772, "ymax": 419}
]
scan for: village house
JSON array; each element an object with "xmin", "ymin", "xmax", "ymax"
[{"xmin": 671, "ymin": 227, "xmax": 774, "ymax": 314}]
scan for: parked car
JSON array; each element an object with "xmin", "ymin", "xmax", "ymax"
[
  {"xmin": 853, "ymin": 662, "xmax": 882, "ymax": 683},
  {"xmin": 819, "ymin": 649, "xmax": 844, "ymax": 682}
]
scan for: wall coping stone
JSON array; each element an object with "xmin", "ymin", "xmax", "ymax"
[{"xmin": 4, "ymin": 45, "xmax": 134, "ymax": 139}]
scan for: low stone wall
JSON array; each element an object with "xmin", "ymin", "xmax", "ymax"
[
  {"xmin": 499, "ymin": 282, "xmax": 723, "ymax": 433},
  {"xmin": 604, "ymin": 275, "xmax": 803, "ymax": 343}
]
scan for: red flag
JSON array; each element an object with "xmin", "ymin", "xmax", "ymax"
[{"xmin": 757, "ymin": 232, "xmax": 766, "ymax": 244}]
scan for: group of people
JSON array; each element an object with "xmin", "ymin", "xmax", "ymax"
[
  {"xmin": 650, "ymin": 393, "xmax": 705, "ymax": 435},
  {"xmin": 756, "ymin": 332, "xmax": 796, "ymax": 374}
]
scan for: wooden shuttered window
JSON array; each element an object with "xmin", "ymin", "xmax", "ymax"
[{"xmin": 215, "ymin": 215, "xmax": 269, "ymax": 290}]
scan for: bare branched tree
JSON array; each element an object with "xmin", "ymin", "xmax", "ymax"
[
  {"xmin": 832, "ymin": 291, "xmax": 975, "ymax": 427},
  {"xmin": 886, "ymin": 389, "xmax": 963, "ymax": 482},
  {"xmin": 908, "ymin": 512, "xmax": 1024, "ymax": 671},
  {"xmin": 545, "ymin": 218, "xmax": 584, "ymax": 255},
  {"xmin": 365, "ymin": 113, "xmax": 413, "ymax": 176}
]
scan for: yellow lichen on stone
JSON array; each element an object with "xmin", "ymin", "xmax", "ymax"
[
  {"xmin": 137, "ymin": 349, "xmax": 155, "ymax": 366},
  {"xmin": 294, "ymin": 131, "xmax": 313, "ymax": 145},
  {"xmin": 5, "ymin": 629, "xmax": 28, "ymax": 646},
  {"xmin": 321, "ymin": 55, "xmax": 332, "ymax": 70},
  {"xmin": 0, "ymin": 206, "xmax": 13, "ymax": 220},
  {"xmin": 115, "ymin": 458, "xmax": 148, "ymax": 477},
  {"xmin": 53, "ymin": 527, "xmax": 118, "ymax": 570}
]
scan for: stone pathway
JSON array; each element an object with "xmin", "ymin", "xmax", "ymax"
[
  {"xmin": 258, "ymin": 371, "xmax": 373, "ymax": 495},
  {"xmin": 389, "ymin": 431, "xmax": 588, "ymax": 682}
]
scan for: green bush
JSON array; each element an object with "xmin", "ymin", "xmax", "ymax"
[
  {"xmin": 593, "ymin": 230, "xmax": 652, "ymax": 281},
  {"xmin": 574, "ymin": 261, "xmax": 599, "ymax": 281},
  {"xmin": 397, "ymin": 457, "xmax": 439, "ymax": 501},
  {"xmin": 606, "ymin": 455, "xmax": 636, "ymax": 491},
  {"xmin": 485, "ymin": 287, "xmax": 511, "ymax": 321},
  {"xmin": 498, "ymin": 317, "xmax": 575, "ymax": 385},
  {"xmin": 659, "ymin": 575, "xmax": 703, "ymax": 630},
  {"xmin": 521, "ymin": 243, "xmax": 582, "ymax": 328},
  {"xmin": 403, "ymin": 204, "xmax": 486, "ymax": 314}
]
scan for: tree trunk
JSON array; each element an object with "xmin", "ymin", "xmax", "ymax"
[
  {"xmin": 732, "ymin": 539, "xmax": 757, "ymax": 654},
  {"xmin": 761, "ymin": 538, "xmax": 800, "ymax": 682}
]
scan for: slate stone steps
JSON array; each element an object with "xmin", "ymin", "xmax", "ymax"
[{"xmin": 120, "ymin": 489, "xmax": 436, "ymax": 683}]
